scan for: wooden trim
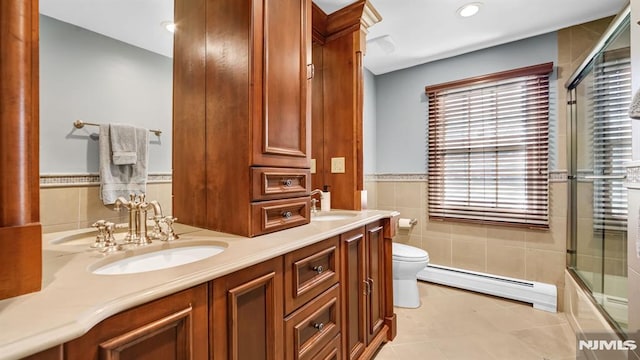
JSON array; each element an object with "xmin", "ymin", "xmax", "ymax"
[
  {"xmin": 0, "ymin": 0, "xmax": 40, "ymax": 227},
  {"xmin": 311, "ymin": 3, "xmax": 328, "ymax": 44},
  {"xmin": 382, "ymin": 218, "xmax": 397, "ymax": 340},
  {"xmin": 172, "ymin": 0, "xmax": 207, "ymax": 228},
  {"xmin": 312, "ymin": 0, "xmax": 381, "ymax": 42},
  {"xmin": 22, "ymin": 345, "xmax": 63, "ymax": 360},
  {"xmin": 357, "ymin": 326, "xmax": 388, "ymax": 360},
  {"xmin": 98, "ymin": 307, "xmax": 193, "ymax": 360},
  {"xmin": 354, "ymin": 49, "xmax": 364, "ymax": 194},
  {"xmin": 425, "ymin": 62, "xmax": 554, "ymax": 94},
  {"xmin": 365, "ymin": 223, "xmax": 385, "ymax": 343},
  {"xmin": 0, "ymin": 224, "xmax": 42, "ymax": 299},
  {"xmin": 228, "ymin": 271, "xmax": 277, "ymax": 360}
]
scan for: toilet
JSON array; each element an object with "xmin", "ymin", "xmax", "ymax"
[{"xmin": 392, "ymin": 243, "xmax": 429, "ymax": 308}]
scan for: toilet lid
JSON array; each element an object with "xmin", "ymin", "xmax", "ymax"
[{"xmin": 392, "ymin": 243, "xmax": 429, "ymax": 262}]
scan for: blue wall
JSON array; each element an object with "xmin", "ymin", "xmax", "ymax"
[
  {"xmin": 371, "ymin": 32, "xmax": 558, "ymax": 174},
  {"xmin": 40, "ymin": 15, "xmax": 173, "ymax": 174}
]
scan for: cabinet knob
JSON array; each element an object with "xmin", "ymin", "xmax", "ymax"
[
  {"xmin": 312, "ymin": 265, "xmax": 324, "ymax": 274},
  {"xmin": 313, "ymin": 322, "xmax": 324, "ymax": 331},
  {"xmin": 282, "ymin": 211, "xmax": 293, "ymax": 219},
  {"xmin": 282, "ymin": 179, "xmax": 293, "ymax": 187}
]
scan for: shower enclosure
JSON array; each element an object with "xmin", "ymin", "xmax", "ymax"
[{"xmin": 567, "ymin": 5, "xmax": 631, "ymax": 333}]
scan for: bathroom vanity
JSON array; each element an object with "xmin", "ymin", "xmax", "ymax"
[{"xmin": 2, "ymin": 210, "xmax": 398, "ymax": 360}]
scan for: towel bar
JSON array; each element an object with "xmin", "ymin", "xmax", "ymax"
[{"xmin": 73, "ymin": 120, "xmax": 162, "ymax": 136}]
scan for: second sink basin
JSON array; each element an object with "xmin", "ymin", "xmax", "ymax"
[{"xmin": 92, "ymin": 245, "xmax": 226, "ymax": 275}]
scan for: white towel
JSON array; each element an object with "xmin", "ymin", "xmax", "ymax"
[
  {"xmin": 629, "ymin": 89, "xmax": 640, "ymax": 119},
  {"xmin": 99, "ymin": 124, "xmax": 149, "ymax": 205},
  {"xmin": 110, "ymin": 123, "xmax": 137, "ymax": 165}
]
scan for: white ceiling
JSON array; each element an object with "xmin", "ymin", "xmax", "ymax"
[{"xmin": 40, "ymin": 0, "xmax": 628, "ymax": 75}]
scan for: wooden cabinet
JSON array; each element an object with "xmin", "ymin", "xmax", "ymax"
[
  {"xmin": 173, "ymin": 0, "xmax": 312, "ymax": 237},
  {"xmin": 340, "ymin": 221, "xmax": 389, "ymax": 360},
  {"xmin": 339, "ymin": 227, "xmax": 366, "ymax": 360},
  {"xmin": 309, "ymin": 2, "xmax": 381, "ymax": 211},
  {"xmin": 311, "ymin": 335, "xmax": 341, "ymax": 360},
  {"xmin": 18, "ymin": 219, "xmax": 396, "ymax": 360},
  {"xmin": 283, "ymin": 237, "xmax": 342, "ymax": 360},
  {"xmin": 211, "ymin": 257, "xmax": 284, "ymax": 360},
  {"xmin": 364, "ymin": 221, "xmax": 385, "ymax": 344},
  {"xmin": 63, "ymin": 285, "xmax": 209, "ymax": 360},
  {"xmin": 251, "ymin": 0, "xmax": 312, "ymax": 168},
  {"xmin": 284, "ymin": 284, "xmax": 341, "ymax": 360},
  {"xmin": 22, "ymin": 346, "xmax": 63, "ymax": 360},
  {"xmin": 284, "ymin": 236, "xmax": 340, "ymax": 314}
]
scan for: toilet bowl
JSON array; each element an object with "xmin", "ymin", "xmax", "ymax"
[{"xmin": 392, "ymin": 243, "xmax": 429, "ymax": 308}]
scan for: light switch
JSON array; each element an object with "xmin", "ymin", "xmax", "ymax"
[
  {"xmin": 331, "ymin": 157, "xmax": 345, "ymax": 173},
  {"xmin": 311, "ymin": 159, "xmax": 316, "ymax": 174}
]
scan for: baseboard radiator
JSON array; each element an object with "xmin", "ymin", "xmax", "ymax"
[{"xmin": 417, "ymin": 264, "xmax": 557, "ymax": 312}]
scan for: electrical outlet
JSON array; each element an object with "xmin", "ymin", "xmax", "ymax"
[
  {"xmin": 311, "ymin": 159, "xmax": 316, "ymax": 174},
  {"xmin": 331, "ymin": 157, "xmax": 345, "ymax": 173}
]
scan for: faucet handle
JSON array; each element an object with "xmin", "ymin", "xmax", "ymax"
[
  {"xmin": 100, "ymin": 222, "xmax": 122, "ymax": 253},
  {"xmin": 90, "ymin": 220, "xmax": 108, "ymax": 248},
  {"xmin": 160, "ymin": 216, "xmax": 179, "ymax": 241}
]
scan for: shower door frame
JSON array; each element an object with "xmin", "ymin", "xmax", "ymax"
[{"xmin": 565, "ymin": 4, "xmax": 631, "ymax": 338}]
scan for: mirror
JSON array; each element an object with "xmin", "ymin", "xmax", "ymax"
[{"xmin": 38, "ymin": 0, "xmax": 174, "ymax": 175}]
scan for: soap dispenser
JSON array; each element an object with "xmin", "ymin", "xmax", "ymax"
[{"xmin": 321, "ymin": 185, "xmax": 331, "ymax": 212}]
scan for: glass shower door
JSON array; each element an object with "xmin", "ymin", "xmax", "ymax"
[{"xmin": 569, "ymin": 23, "xmax": 631, "ymax": 331}]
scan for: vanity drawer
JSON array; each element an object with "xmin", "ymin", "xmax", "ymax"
[
  {"xmin": 251, "ymin": 196, "xmax": 310, "ymax": 236},
  {"xmin": 284, "ymin": 236, "xmax": 340, "ymax": 314},
  {"xmin": 284, "ymin": 284, "xmax": 341, "ymax": 360},
  {"xmin": 251, "ymin": 167, "xmax": 311, "ymax": 201},
  {"xmin": 312, "ymin": 334, "xmax": 341, "ymax": 360}
]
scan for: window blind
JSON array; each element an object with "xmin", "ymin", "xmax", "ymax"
[
  {"xmin": 426, "ymin": 63, "xmax": 553, "ymax": 229},
  {"xmin": 591, "ymin": 53, "xmax": 631, "ymax": 231}
]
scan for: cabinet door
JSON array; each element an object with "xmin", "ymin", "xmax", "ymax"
[
  {"xmin": 340, "ymin": 227, "xmax": 366, "ymax": 360},
  {"xmin": 365, "ymin": 222, "xmax": 385, "ymax": 344},
  {"xmin": 64, "ymin": 285, "xmax": 209, "ymax": 360},
  {"xmin": 251, "ymin": 0, "xmax": 311, "ymax": 168},
  {"xmin": 211, "ymin": 257, "xmax": 284, "ymax": 360}
]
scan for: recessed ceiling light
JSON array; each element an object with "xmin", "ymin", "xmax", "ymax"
[
  {"xmin": 457, "ymin": 2, "xmax": 482, "ymax": 18},
  {"xmin": 161, "ymin": 21, "xmax": 176, "ymax": 33}
]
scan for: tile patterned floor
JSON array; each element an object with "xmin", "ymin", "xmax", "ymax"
[{"xmin": 375, "ymin": 282, "xmax": 579, "ymax": 360}]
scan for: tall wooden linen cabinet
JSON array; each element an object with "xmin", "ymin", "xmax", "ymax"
[{"xmin": 173, "ymin": 0, "xmax": 313, "ymax": 237}]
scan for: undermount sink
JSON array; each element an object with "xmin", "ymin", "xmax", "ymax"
[
  {"xmin": 311, "ymin": 211, "xmax": 359, "ymax": 222},
  {"xmin": 92, "ymin": 244, "xmax": 226, "ymax": 275}
]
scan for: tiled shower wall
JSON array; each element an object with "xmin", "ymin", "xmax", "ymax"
[
  {"xmin": 366, "ymin": 177, "xmax": 568, "ymax": 310},
  {"xmin": 40, "ymin": 177, "xmax": 172, "ymax": 234}
]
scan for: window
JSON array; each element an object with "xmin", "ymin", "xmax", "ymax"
[
  {"xmin": 426, "ymin": 63, "xmax": 553, "ymax": 229},
  {"xmin": 590, "ymin": 49, "xmax": 631, "ymax": 231}
]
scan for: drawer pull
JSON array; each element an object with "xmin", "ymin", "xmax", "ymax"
[
  {"xmin": 282, "ymin": 211, "xmax": 293, "ymax": 219},
  {"xmin": 312, "ymin": 265, "xmax": 324, "ymax": 274},
  {"xmin": 312, "ymin": 322, "xmax": 324, "ymax": 331},
  {"xmin": 282, "ymin": 179, "xmax": 293, "ymax": 187}
]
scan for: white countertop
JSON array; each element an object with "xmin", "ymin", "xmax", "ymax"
[{"xmin": 0, "ymin": 210, "xmax": 398, "ymax": 360}]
